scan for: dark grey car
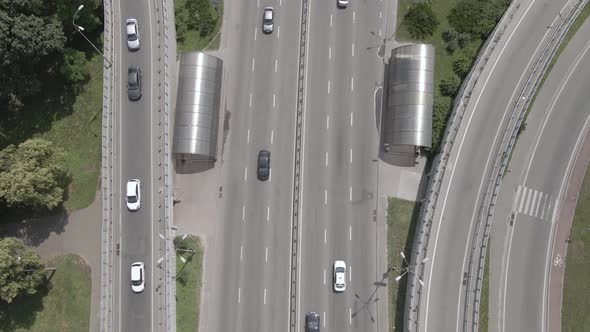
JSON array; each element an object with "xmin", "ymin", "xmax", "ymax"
[
  {"xmin": 127, "ymin": 66, "xmax": 142, "ymax": 101},
  {"xmin": 257, "ymin": 150, "xmax": 270, "ymax": 181},
  {"xmin": 305, "ymin": 312, "xmax": 320, "ymax": 332}
]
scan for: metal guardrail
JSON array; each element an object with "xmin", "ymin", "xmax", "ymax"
[
  {"xmin": 289, "ymin": 0, "xmax": 309, "ymax": 330},
  {"xmin": 466, "ymin": 0, "xmax": 587, "ymax": 329},
  {"xmin": 404, "ymin": 2, "xmax": 523, "ymax": 331},
  {"xmin": 99, "ymin": 0, "xmax": 115, "ymax": 330}
]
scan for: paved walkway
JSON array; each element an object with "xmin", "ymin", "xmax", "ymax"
[{"xmin": 0, "ymin": 192, "xmax": 102, "ymax": 332}]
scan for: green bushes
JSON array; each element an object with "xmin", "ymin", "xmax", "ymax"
[
  {"xmin": 448, "ymin": 0, "xmax": 511, "ymax": 39},
  {"xmin": 404, "ymin": 2, "xmax": 439, "ymax": 40},
  {"xmin": 176, "ymin": 0, "xmax": 221, "ymax": 50}
]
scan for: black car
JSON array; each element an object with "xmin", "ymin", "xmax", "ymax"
[
  {"xmin": 127, "ymin": 66, "xmax": 142, "ymax": 101},
  {"xmin": 257, "ymin": 150, "xmax": 270, "ymax": 181},
  {"xmin": 305, "ymin": 312, "xmax": 320, "ymax": 332}
]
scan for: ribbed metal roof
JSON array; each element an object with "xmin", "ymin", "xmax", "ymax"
[
  {"xmin": 173, "ymin": 52, "xmax": 223, "ymax": 160},
  {"xmin": 385, "ymin": 44, "xmax": 434, "ymax": 148}
]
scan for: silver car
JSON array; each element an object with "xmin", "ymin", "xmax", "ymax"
[
  {"xmin": 126, "ymin": 18, "xmax": 140, "ymax": 50},
  {"xmin": 262, "ymin": 7, "xmax": 274, "ymax": 33}
]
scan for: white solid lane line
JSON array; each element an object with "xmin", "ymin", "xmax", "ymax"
[
  {"xmin": 325, "ymin": 151, "xmax": 328, "ymax": 166},
  {"xmin": 271, "ymin": 130, "xmax": 274, "ymax": 144}
]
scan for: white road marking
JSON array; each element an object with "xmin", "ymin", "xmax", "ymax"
[
  {"xmin": 242, "ymin": 205, "xmax": 245, "ymax": 221},
  {"xmin": 351, "ymin": 77, "xmax": 354, "ymax": 91},
  {"xmin": 324, "ymin": 228, "xmax": 327, "ymax": 244},
  {"xmin": 524, "ymin": 188, "xmax": 533, "ymax": 215},
  {"xmin": 514, "ymin": 185, "xmax": 523, "ymax": 211},
  {"xmin": 326, "ymin": 115, "xmax": 330, "ymax": 129},
  {"xmin": 350, "ymin": 112, "xmax": 353, "ymax": 127},
  {"xmin": 244, "ymin": 167, "xmax": 247, "ymax": 181},
  {"xmin": 353, "ymin": 11, "xmax": 355, "ymax": 22},
  {"xmin": 267, "ymin": 206, "xmax": 270, "ymax": 221},
  {"xmin": 379, "ymin": 29, "xmax": 382, "ymax": 37},
  {"xmin": 349, "ymin": 225, "xmax": 352, "ymax": 241},
  {"xmin": 280, "ymin": 0, "xmax": 282, "ymax": 6},
  {"xmin": 349, "ymin": 186, "xmax": 352, "ymax": 201},
  {"xmin": 535, "ymin": 192, "xmax": 543, "ymax": 217},
  {"xmin": 273, "ymin": 94, "xmax": 276, "ymax": 107},
  {"xmin": 257, "ymin": 0, "xmax": 259, "ymax": 7},
  {"xmin": 349, "ymin": 307, "xmax": 352, "ymax": 325},
  {"xmin": 325, "ymin": 151, "xmax": 329, "ymax": 166},
  {"xmin": 330, "ymin": 14, "xmax": 333, "ymax": 27},
  {"xmin": 247, "ymin": 129, "xmax": 250, "ymax": 144},
  {"xmin": 264, "ymin": 288, "xmax": 267, "ymax": 304},
  {"xmin": 323, "ymin": 269, "xmax": 326, "ymax": 284},
  {"xmin": 252, "ymin": 58, "xmax": 255, "ymax": 72},
  {"xmin": 541, "ymin": 195, "xmax": 548, "ymax": 219},
  {"xmin": 265, "ymin": 247, "xmax": 268, "ymax": 262},
  {"xmin": 277, "ymin": 26, "xmax": 280, "ymax": 39},
  {"xmin": 328, "ymin": 80, "xmax": 331, "ymax": 94},
  {"xmin": 352, "ymin": 43, "xmax": 355, "ymax": 57},
  {"xmin": 240, "ymin": 245, "xmax": 243, "ymax": 261},
  {"xmin": 531, "ymin": 190, "xmax": 539, "ymax": 215},
  {"xmin": 349, "ymin": 265, "xmax": 352, "ymax": 281},
  {"xmin": 325, "ymin": 189, "xmax": 328, "ymax": 205},
  {"xmin": 254, "ymin": 28, "xmax": 257, "ymax": 41},
  {"xmin": 380, "ymin": 11, "xmax": 382, "ymax": 19},
  {"xmin": 349, "ymin": 148, "xmax": 352, "ymax": 164},
  {"xmin": 249, "ymin": 93, "xmax": 252, "ymax": 108},
  {"xmin": 271, "ymin": 130, "xmax": 274, "ymax": 144},
  {"xmin": 518, "ymin": 186, "xmax": 526, "ymax": 212},
  {"xmin": 329, "ymin": 47, "xmax": 332, "ymax": 60},
  {"xmin": 238, "ymin": 288, "xmax": 241, "ymax": 303},
  {"xmin": 323, "ymin": 312, "xmax": 326, "ymax": 327},
  {"xmin": 275, "ymin": 59, "xmax": 278, "ymax": 72}
]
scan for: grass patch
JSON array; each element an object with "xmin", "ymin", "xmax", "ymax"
[
  {"xmin": 175, "ymin": 235, "xmax": 204, "ymax": 332},
  {"xmin": 0, "ymin": 254, "xmax": 91, "ymax": 332},
  {"xmin": 176, "ymin": 0, "xmax": 224, "ymax": 52},
  {"xmin": 40, "ymin": 56, "xmax": 103, "ymax": 211},
  {"xmin": 479, "ymin": 240, "xmax": 491, "ymax": 332},
  {"xmin": 562, "ymin": 164, "xmax": 590, "ymax": 331},
  {"xmin": 387, "ymin": 197, "xmax": 421, "ymax": 330}
]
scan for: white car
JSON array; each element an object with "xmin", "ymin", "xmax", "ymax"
[
  {"xmin": 337, "ymin": 0, "xmax": 348, "ymax": 8},
  {"xmin": 126, "ymin": 179, "xmax": 141, "ymax": 211},
  {"xmin": 126, "ymin": 18, "xmax": 140, "ymax": 50},
  {"xmin": 333, "ymin": 260, "xmax": 346, "ymax": 292},
  {"xmin": 262, "ymin": 7, "xmax": 274, "ymax": 33},
  {"xmin": 130, "ymin": 262, "xmax": 145, "ymax": 293}
]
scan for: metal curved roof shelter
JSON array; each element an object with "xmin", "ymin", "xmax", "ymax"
[
  {"xmin": 385, "ymin": 44, "xmax": 434, "ymax": 149},
  {"xmin": 173, "ymin": 52, "xmax": 223, "ymax": 160}
]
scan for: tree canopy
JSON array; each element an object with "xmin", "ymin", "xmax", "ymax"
[
  {"xmin": 0, "ymin": 138, "xmax": 68, "ymax": 210},
  {"xmin": 0, "ymin": 237, "xmax": 45, "ymax": 303},
  {"xmin": 403, "ymin": 2, "xmax": 439, "ymax": 40}
]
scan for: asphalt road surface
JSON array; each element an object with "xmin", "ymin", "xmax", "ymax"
[
  {"xmin": 491, "ymin": 18, "xmax": 590, "ymax": 332},
  {"xmin": 419, "ymin": 0, "xmax": 573, "ymax": 330},
  {"xmin": 200, "ymin": 0, "xmax": 300, "ymax": 330},
  {"xmin": 297, "ymin": 0, "xmax": 388, "ymax": 331},
  {"xmin": 114, "ymin": 0, "xmax": 158, "ymax": 330}
]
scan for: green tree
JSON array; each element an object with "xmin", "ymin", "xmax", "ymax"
[
  {"xmin": 403, "ymin": 2, "xmax": 439, "ymax": 40},
  {"xmin": 448, "ymin": 0, "xmax": 510, "ymax": 39},
  {"xmin": 0, "ymin": 237, "xmax": 45, "ymax": 303},
  {"xmin": 442, "ymin": 27, "xmax": 458, "ymax": 42},
  {"xmin": 452, "ymin": 51, "xmax": 474, "ymax": 78},
  {"xmin": 0, "ymin": 138, "xmax": 68, "ymax": 210},
  {"xmin": 61, "ymin": 48, "xmax": 90, "ymax": 87},
  {"xmin": 440, "ymin": 74, "xmax": 461, "ymax": 97},
  {"xmin": 432, "ymin": 96, "xmax": 453, "ymax": 151}
]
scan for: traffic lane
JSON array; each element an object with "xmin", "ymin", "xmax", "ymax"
[{"xmin": 423, "ymin": 0, "xmax": 572, "ymax": 329}]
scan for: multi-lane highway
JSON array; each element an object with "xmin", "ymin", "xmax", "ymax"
[
  {"xmin": 112, "ymin": 1, "xmax": 159, "ymax": 330},
  {"xmin": 297, "ymin": 0, "xmax": 388, "ymax": 330},
  {"xmin": 416, "ymin": 0, "xmax": 574, "ymax": 330},
  {"xmin": 491, "ymin": 17, "xmax": 590, "ymax": 332},
  {"xmin": 199, "ymin": 0, "xmax": 300, "ymax": 330}
]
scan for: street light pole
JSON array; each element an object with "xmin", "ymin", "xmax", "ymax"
[{"xmin": 73, "ymin": 4, "xmax": 112, "ymax": 67}]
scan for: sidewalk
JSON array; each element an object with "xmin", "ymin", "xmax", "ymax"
[{"xmin": 0, "ymin": 192, "xmax": 102, "ymax": 332}]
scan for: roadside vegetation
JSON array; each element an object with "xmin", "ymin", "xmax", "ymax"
[
  {"xmin": 0, "ymin": 0, "xmax": 104, "ymax": 217},
  {"xmin": 562, "ymin": 166, "xmax": 590, "ymax": 331},
  {"xmin": 175, "ymin": 0, "xmax": 224, "ymax": 52},
  {"xmin": 387, "ymin": 198, "xmax": 421, "ymax": 330},
  {"xmin": 479, "ymin": 241, "xmax": 491, "ymax": 332},
  {"xmin": 0, "ymin": 249, "xmax": 91, "ymax": 332},
  {"xmin": 396, "ymin": 0, "xmax": 511, "ymax": 152},
  {"xmin": 175, "ymin": 235, "xmax": 204, "ymax": 332}
]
